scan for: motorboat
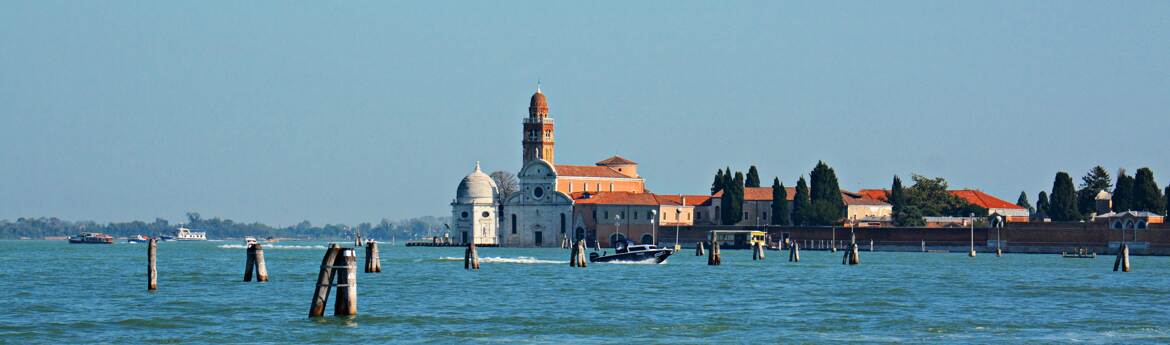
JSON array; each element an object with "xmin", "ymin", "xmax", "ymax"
[
  {"xmin": 244, "ymin": 236, "xmax": 258, "ymax": 246},
  {"xmin": 173, "ymin": 227, "xmax": 207, "ymax": 241},
  {"xmin": 68, "ymin": 232, "xmax": 114, "ymax": 244},
  {"xmin": 127, "ymin": 235, "xmax": 151, "ymax": 243},
  {"xmin": 589, "ymin": 240, "xmax": 673, "ymax": 264},
  {"xmin": 1061, "ymin": 247, "xmax": 1096, "ymax": 259}
]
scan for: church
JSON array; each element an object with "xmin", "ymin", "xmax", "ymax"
[{"xmin": 450, "ymin": 87, "xmax": 658, "ymax": 247}]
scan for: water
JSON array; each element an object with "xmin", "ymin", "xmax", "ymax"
[{"xmin": 3, "ymin": 240, "xmax": 1169, "ymax": 344}]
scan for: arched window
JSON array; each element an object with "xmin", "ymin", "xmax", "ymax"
[
  {"xmin": 575, "ymin": 227, "xmax": 586, "ymax": 241},
  {"xmin": 1113, "ymin": 220, "xmax": 1123, "ymax": 229},
  {"xmin": 511, "ymin": 214, "xmax": 517, "ymax": 234},
  {"xmin": 560, "ymin": 213, "xmax": 566, "ymax": 233},
  {"xmin": 641, "ymin": 234, "xmax": 654, "ymax": 245},
  {"xmin": 1125, "ymin": 220, "xmax": 1135, "ymax": 229},
  {"xmin": 1138, "ymin": 221, "xmax": 1148, "ymax": 229}
]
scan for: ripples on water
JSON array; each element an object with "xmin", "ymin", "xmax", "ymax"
[{"xmin": 2, "ymin": 240, "xmax": 1170, "ymax": 344}]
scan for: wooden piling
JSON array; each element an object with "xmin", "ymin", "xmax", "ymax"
[
  {"xmin": 244, "ymin": 244, "xmax": 256, "ymax": 281},
  {"xmin": 309, "ymin": 244, "xmax": 341, "ymax": 317},
  {"xmin": 365, "ymin": 240, "xmax": 381, "ymax": 273},
  {"xmin": 707, "ymin": 241, "xmax": 721, "ymax": 266},
  {"xmin": 569, "ymin": 240, "xmax": 579, "ymax": 267},
  {"xmin": 333, "ymin": 247, "xmax": 357, "ymax": 316},
  {"xmin": 757, "ymin": 242, "xmax": 765, "ymax": 260},
  {"xmin": 849, "ymin": 243, "xmax": 860, "ymax": 265},
  {"xmin": 1114, "ymin": 244, "xmax": 1131, "ymax": 272},
  {"xmin": 788, "ymin": 243, "xmax": 800, "ymax": 262},
  {"xmin": 465, "ymin": 244, "xmax": 481, "ymax": 270},
  {"xmin": 752, "ymin": 243, "xmax": 759, "ymax": 261},
  {"xmin": 147, "ymin": 238, "xmax": 157, "ymax": 291},
  {"xmin": 995, "ymin": 247, "xmax": 1002, "ymax": 257},
  {"xmin": 470, "ymin": 243, "xmax": 480, "ymax": 270},
  {"xmin": 696, "ymin": 242, "xmax": 705, "ymax": 256},
  {"xmin": 577, "ymin": 240, "xmax": 588, "ymax": 267},
  {"xmin": 253, "ymin": 243, "xmax": 269, "ymax": 281}
]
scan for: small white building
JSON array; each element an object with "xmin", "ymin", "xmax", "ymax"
[{"xmin": 450, "ymin": 162, "xmax": 499, "ymax": 246}]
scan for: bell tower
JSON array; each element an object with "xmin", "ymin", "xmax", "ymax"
[{"xmin": 522, "ymin": 86, "xmax": 555, "ymax": 165}]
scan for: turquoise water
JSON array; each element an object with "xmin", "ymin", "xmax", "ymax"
[{"xmin": 2, "ymin": 240, "xmax": 1169, "ymax": 344}]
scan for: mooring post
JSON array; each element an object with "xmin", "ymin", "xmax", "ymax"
[
  {"xmin": 254, "ymin": 243, "xmax": 269, "ymax": 281},
  {"xmin": 577, "ymin": 240, "xmax": 588, "ymax": 268},
  {"xmin": 147, "ymin": 238, "xmax": 157, "ymax": 291},
  {"xmin": 244, "ymin": 243, "xmax": 256, "ymax": 282},
  {"xmin": 365, "ymin": 240, "xmax": 381, "ymax": 273},
  {"xmin": 849, "ymin": 243, "xmax": 860, "ymax": 265},
  {"xmin": 708, "ymin": 241, "xmax": 721, "ymax": 266},
  {"xmin": 1114, "ymin": 243, "xmax": 1131, "ymax": 272},
  {"xmin": 309, "ymin": 244, "xmax": 341, "ymax": 317},
  {"xmin": 789, "ymin": 243, "xmax": 800, "ymax": 262},
  {"xmin": 334, "ymin": 247, "xmax": 357, "ymax": 316},
  {"xmin": 471, "ymin": 243, "xmax": 480, "ymax": 269},
  {"xmin": 569, "ymin": 240, "xmax": 579, "ymax": 267},
  {"xmin": 696, "ymin": 242, "xmax": 705, "ymax": 256},
  {"xmin": 758, "ymin": 242, "xmax": 765, "ymax": 260},
  {"xmin": 869, "ymin": 239, "xmax": 874, "ymax": 252},
  {"xmin": 752, "ymin": 242, "xmax": 759, "ymax": 261},
  {"xmin": 466, "ymin": 244, "xmax": 475, "ymax": 269}
]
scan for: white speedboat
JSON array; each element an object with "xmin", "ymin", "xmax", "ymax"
[{"xmin": 244, "ymin": 236, "xmax": 258, "ymax": 246}]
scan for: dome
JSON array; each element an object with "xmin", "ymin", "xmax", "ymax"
[
  {"xmin": 529, "ymin": 89, "xmax": 548, "ymax": 110},
  {"xmin": 455, "ymin": 162, "xmax": 498, "ymax": 203}
]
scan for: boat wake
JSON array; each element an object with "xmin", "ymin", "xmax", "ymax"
[
  {"xmin": 602, "ymin": 258, "xmax": 664, "ymax": 265},
  {"xmin": 439, "ymin": 256, "xmax": 566, "ymax": 264},
  {"xmin": 218, "ymin": 244, "xmax": 326, "ymax": 250}
]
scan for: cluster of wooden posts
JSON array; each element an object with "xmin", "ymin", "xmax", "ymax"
[
  {"xmin": 1114, "ymin": 243, "xmax": 1131, "ymax": 272},
  {"xmin": 568, "ymin": 240, "xmax": 588, "ymax": 267},
  {"xmin": 464, "ymin": 243, "xmax": 480, "ymax": 270}
]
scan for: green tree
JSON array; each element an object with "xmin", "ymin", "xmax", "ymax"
[
  {"xmin": 729, "ymin": 172, "xmax": 745, "ymax": 224},
  {"xmin": 890, "ymin": 175, "xmax": 919, "ymax": 226},
  {"xmin": 1164, "ymin": 186, "xmax": 1170, "ymax": 216},
  {"xmin": 1132, "ymin": 167, "xmax": 1164, "ymax": 214},
  {"xmin": 903, "ymin": 175, "xmax": 984, "ymax": 218},
  {"xmin": 1076, "ymin": 166, "xmax": 1112, "ymax": 216},
  {"xmin": 792, "ymin": 177, "xmax": 811, "ymax": 226},
  {"xmin": 807, "ymin": 161, "xmax": 846, "ymax": 225},
  {"xmin": 746, "ymin": 166, "xmax": 761, "ymax": 188},
  {"xmin": 1016, "ymin": 191, "xmax": 1034, "ymax": 214},
  {"xmin": 771, "ymin": 178, "xmax": 789, "ymax": 225},
  {"xmin": 1035, "ymin": 191, "xmax": 1050, "ymax": 218},
  {"xmin": 711, "ymin": 169, "xmax": 725, "ymax": 195},
  {"xmin": 1112, "ymin": 170, "xmax": 1134, "ymax": 212},
  {"xmin": 1048, "ymin": 172, "xmax": 1080, "ymax": 221}
]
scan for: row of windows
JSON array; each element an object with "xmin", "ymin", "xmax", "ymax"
[{"xmin": 567, "ymin": 182, "xmax": 614, "ymax": 193}]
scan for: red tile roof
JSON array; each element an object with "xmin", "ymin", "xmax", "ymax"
[
  {"xmin": 856, "ymin": 189, "xmax": 890, "ymax": 202},
  {"xmin": 595, "ymin": 156, "xmax": 637, "ymax": 166},
  {"xmin": 950, "ymin": 189, "xmax": 1025, "ymax": 210},
  {"xmin": 570, "ymin": 191, "xmax": 660, "ymax": 206},
  {"xmin": 855, "ymin": 188, "xmax": 1022, "ymax": 210},
  {"xmin": 555, "ymin": 165, "xmax": 630, "ymax": 178},
  {"xmin": 653, "ymin": 195, "xmax": 713, "ymax": 206},
  {"xmin": 713, "ymin": 187, "xmax": 796, "ymax": 201}
]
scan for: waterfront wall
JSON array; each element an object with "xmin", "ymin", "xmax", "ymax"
[{"xmin": 663, "ymin": 223, "xmax": 1170, "ymax": 255}]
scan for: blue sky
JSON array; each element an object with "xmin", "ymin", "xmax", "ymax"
[{"xmin": 2, "ymin": 1, "xmax": 1168, "ymax": 225}]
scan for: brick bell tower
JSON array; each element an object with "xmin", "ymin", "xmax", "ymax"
[{"xmin": 522, "ymin": 86, "xmax": 555, "ymax": 165}]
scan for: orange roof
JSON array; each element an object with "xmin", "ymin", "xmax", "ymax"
[
  {"xmin": 653, "ymin": 194, "xmax": 713, "ymax": 206},
  {"xmin": 855, "ymin": 188, "xmax": 1022, "ymax": 210},
  {"xmin": 713, "ymin": 187, "xmax": 795, "ymax": 201},
  {"xmin": 950, "ymin": 190, "xmax": 1024, "ymax": 210},
  {"xmin": 571, "ymin": 192, "xmax": 660, "ymax": 206},
  {"xmin": 856, "ymin": 189, "xmax": 890, "ymax": 202},
  {"xmin": 555, "ymin": 165, "xmax": 630, "ymax": 178},
  {"xmin": 595, "ymin": 156, "xmax": 637, "ymax": 166}
]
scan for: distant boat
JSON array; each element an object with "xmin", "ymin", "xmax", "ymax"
[
  {"xmin": 244, "ymin": 236, "xmax": 258, "ymax": 246},
  {"xmin": 173, "ymin": 227, "xmax": 207, "ymax": 241},
  {"xmin": 1062, "ymin": 247, "xmax": 1096, "ymax": 259},
  {"xmin": 69, "ymin": 232, "xmax": 114, "ymax": 244},
  {"xmin": 127, "ymin": 235, "xmax": 151, "ymax": 243},
  {"xmin": 157, "ymin": 235, "xmax": 175, "ymax": 242}
]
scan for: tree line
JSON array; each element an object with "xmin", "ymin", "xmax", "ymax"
[
  {"xmin": 1024, "ymin": 166, "xmax": 1169, "ymax": 221},
  {"xmin": 710, "ymin": 161, "xmax": 983, "ymax": 226},
  {"xmin": 0, "ymin": 212, "xmax": 450, "ymax": 240}
]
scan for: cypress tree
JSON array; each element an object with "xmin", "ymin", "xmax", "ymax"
[
  {"xmin": 729, "ymin": 172, "xmax": 745, "ymax": 224},
  {"xmin": 1016, "ymin": 191, "xmax": 1034, "ymax": 214},
  {"xmin": 1112, "ymin": 170, "xmax": 1134, "ymax": 212},
  {"xmin": 772, "ymin": 178, "xmax": 790, "ymax": 226},
  {"xmin": 1049, "ymin": 172, "xmax": 1079, "ymax": 221},
  {"xmin": 746, "ymin": 166, "xmax": 761, "ymax": 188},
  {"xmin": 890, "ymin": 175, "xmax": 909, "ymax": 226},
  {"xmin": 807, "ymin": 161, "xmax": 846, "ymax": 225},
  {"xmin": 1036, "ymin": 191, "xmax": 1050, "ymax": 218},
  {"xmin": 792, "ymin": 177, "xmax": 810, "ymax": 226},
  {"xmin": 711, "ymin": 169, "xmax": 725, "ymax": 195},
  {"xmin": 1164, "ymin": 186, "xmax": 1170, "ymax": 216},
  {"xmin": 1132, "ymin": 167, "xmax": 1164, "ymax": 214}
]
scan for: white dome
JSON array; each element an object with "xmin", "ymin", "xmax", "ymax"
[{"xmin": 456, "ymin": 162, "xmax": 498, "ymax": 203}]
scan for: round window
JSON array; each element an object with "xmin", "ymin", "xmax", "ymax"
[
  {"xmin": 533, "ymin": 187, "xmax": 544, "ymax": 198},
  {"xmin": 461, "ymin": 211, "xmax": 468, "ymax": 218},
  {"xmin": 481, "ymin": 211, "xmax": 490, "ymax": 218}
]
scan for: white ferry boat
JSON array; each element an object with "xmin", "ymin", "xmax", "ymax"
[{"xmin": 174, "ymin": 227, "xmax": 207, "ymax": 241}]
